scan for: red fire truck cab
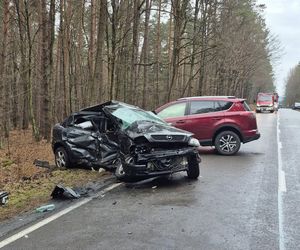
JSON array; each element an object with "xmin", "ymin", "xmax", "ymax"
[{"xmin": 256, "ymin": 92, "xmax": 279, "ymax": 113}]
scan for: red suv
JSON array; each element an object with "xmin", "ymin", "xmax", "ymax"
[{"xmin": 156, "ymin": 96, "xmax": 260, "ymax": 155}]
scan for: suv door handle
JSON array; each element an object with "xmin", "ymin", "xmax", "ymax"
[
  {"xmin": 176, "ymin": 120, "xmax": 186, "ymax": 124},
  {"xmin": 212, "ymin": 118, "xmax": 222, "ymax": 121}
]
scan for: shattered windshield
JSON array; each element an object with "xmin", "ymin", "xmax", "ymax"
[{"xmin": 106, "ymin": 105, "xmax": 166, "ymax": 130}]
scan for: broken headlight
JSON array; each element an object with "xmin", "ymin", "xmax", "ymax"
[
  {"xmin": 188, "ymin": 137, "xmax": 200, "ymax": 147},
  {"xmin": 135, "ymin": 145, "xmax": 151, "ymax": 154}
]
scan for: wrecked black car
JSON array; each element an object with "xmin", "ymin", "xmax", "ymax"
[{"xmin": 52, "ymin": 101, "xmax": 201, "ymax": 181}]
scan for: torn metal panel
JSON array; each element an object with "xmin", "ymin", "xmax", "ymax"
[
  {"xmin": 51, "ymin": 184, "xmax": 81, "ymax": 199},
  {"xmin": 0, "ymin": 191, "xmax": 9, "ymax": 205}
]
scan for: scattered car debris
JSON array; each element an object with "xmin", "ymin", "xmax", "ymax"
[
  {"xmin": 33, "ymin": 159, "xmax": 55, "ymax": 169},
  {"xmin": 51, "ymin": 184, "xmax": 81, "ymax": 200},
  {"xmin": 0, "ymin": 191, "xmax": 9, "ymax": 205},
  {"xmin": 36, "ymin": 204, "xmax": 56, "ymax": 213},
  {"xmin": 52, "ymin": 101, "xmax": 201, "ymax": 182},
  {"xmin": 112, "ymin": 201, "xmax": 117, "ymax": 205},
  {"xmin": 152, "ymin": 186, "xmax": 157, "ymax": 189}
]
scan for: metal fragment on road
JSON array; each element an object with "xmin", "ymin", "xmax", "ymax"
[
  {"xmin": 51, "ymin": 184, "xmax": 81, "ymax": 200},
  {"xmin": 0, "ymin": 191, "xmax": 9, "ymax": 205}
]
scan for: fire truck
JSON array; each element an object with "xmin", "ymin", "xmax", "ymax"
[{"xmin": 256, "ymin": 92, "xmax": 279, "ymax": 113}]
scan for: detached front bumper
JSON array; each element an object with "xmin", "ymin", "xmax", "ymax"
[{"xmin": 122, "ymin": 147, "xmax": 201, "ymax": 178}]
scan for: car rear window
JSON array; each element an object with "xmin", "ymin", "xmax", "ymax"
[
  {"xmin": 217, "ymin": 101, "xmax": 233, "ymax": 111},
  {"xmin": 243, "ymin": 101, "xmax": 251, "ymax": 111},
  {"xmin": 190, "ymin": 101, "xmax": 215, "ymax": 114}
]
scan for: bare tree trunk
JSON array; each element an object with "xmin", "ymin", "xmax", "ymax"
[
  {"xmin": 167, "ymin": 0, "xmax": 188, "ymax": 101},
  {"xmin": 94, "ymin": 0, "xmax": 107, "ymax": 102},
  {"xmin": 39, "ymin": 0, "xmax": 55, "ymax": 140},
  {"xmin": 14, "ymin": 0, "xmax": 29, "ymax": 130},
  {"xmin": 141, "ymin": 0, "xmax": 151, "ymax": 108},
  {"xmin": 155, "ymin": 0, "xmax": 162, "ymax": 107},
  {"xmin": 109, "ymin": 0, "xmax": 117, "ymax": 100},
  {"xmin": 186, "ymin": 0, "xmax": 200, "ymax": 96},
  {"xmin": 24, "ymin": 0, "xmax": 39, "ymax": 139},
  {"xmin": 88, "ymin": 0, "xmax": 97, "ymax": 103},
  {"xmin": 129, "ymin": 0, "xmax": 140, "ymax": 104},
  {"xmin": 0, "ymin": 0, "xmax": 9, "ymax": 148}
]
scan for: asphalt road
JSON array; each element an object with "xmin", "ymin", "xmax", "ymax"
[{"xmin": 1, "ymin": 109, "xmax": 300, "ymax": 250}]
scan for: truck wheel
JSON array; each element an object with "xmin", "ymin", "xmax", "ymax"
[
  {"xmin": 215, "ymin": 131, "xmax": 241, "ymax": 155},
  {"xmin": 187, "ymin": 156, "xmax": 200, "ymax": 179},
  {"xmin": 55, "ymin": 147, "xmax": 70, "ymax": 168}
]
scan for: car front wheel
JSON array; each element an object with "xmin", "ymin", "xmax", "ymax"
[
  {"xmin": 215, "ymin": 131, "xmax": 241, "ymax": 155},
  {"xmin": 187, "ymin": 156, "xmax": 200, "ymax": 179},
  {"xmin": 55, "ymin": 147, "xmax": 70, "ymax": 168},
  {"xmin": 114, "ymin": 161, "xmax": 133, "ymax": 182}
]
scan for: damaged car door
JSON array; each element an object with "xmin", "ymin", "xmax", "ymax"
[{"xmin": 53, "ymin": 114, "xmax": 119, "ymax": 169}]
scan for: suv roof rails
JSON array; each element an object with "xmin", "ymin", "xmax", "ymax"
[{"xmin": 178, "ymin": 96, "xmax": 236, "ymax": 100}]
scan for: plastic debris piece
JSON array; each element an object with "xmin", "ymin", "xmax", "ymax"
[
  {"xmin": 152, "ymin": 186, "xmax": 157, "ymax": 189},
  {"xmin": 112, "ymin": 201, "xmax": 117, "ymax": 205},
  {"xmin": 33, "ymin": 159, "xmax": 52, "ymax": 169},
  {"xmin": 24, "ymin": 235, "xmax": 29, "ymax": 239},
  {"xmin": 51, "ymin": 184, "xmax": 81, "ymax": 200},
  {"xmin": 98, "ymin": 168, "xmax": 105, "ymax": 173},
  {"xmin": 36, "ymin": 204, "xmax": 55, "ymax": 213},
  {"xmin": 0, "ymin": 191, "xmax": 9, "ymax": 205}
]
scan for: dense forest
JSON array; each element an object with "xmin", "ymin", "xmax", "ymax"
[
  {"xmin": 0, "ymin": 0, "xmax": 276, "ymax": 144},
  {"xmin": 285, "ymin": 63, "xmax": 300, "ymax": 106}
]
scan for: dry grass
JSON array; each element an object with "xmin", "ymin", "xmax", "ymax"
[{"xmin": 0, "ymin": 129, "xmax": 109, "ymax": 222}]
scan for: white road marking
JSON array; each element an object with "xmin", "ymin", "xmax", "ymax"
[
  {"xmin": 279, "ymin": 170, "xmax": 287, "ymax": 193},
  {"xmin": 0, "ymin": 182, "xmax": 122, "ymax": 249},
  {"xmin": 277, "ymin": 112, "xmax": 286, "ymax": 250}
]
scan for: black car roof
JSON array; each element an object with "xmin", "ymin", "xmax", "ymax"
[{"xmin": 80, "ymin": 100, "xmax": 139, "ymax": 112}]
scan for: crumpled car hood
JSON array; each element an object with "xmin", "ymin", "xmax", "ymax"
[{"xmin": 125, "ymin": 121, "xmax": 193, "ymax": 143}]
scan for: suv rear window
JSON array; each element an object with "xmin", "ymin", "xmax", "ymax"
[
  {"xmin": 190, "ymin": 101, "xmax": 215, "ymax": 114},
  {"xmin": 189, "ymin": 100, "xmax": 232, "ymax": 114},
  {"xmin": 217, "ymin": 101, "xmax": 233, "ymax": 111}
]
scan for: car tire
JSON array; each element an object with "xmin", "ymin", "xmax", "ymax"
[
  {"xmin": 215, "ymin": 131, "xmax": 241, "ymax": 155},
  {"xmin": 187, "ymin": 156, "xmax": 200, "ymax": 179},
  {"xmin": 55, "ymin": 147, "xmax": 70, "ymax": 168},
  {"xmin": 115, "ymin": 161, "xmax": 132, "ymax": 182}
]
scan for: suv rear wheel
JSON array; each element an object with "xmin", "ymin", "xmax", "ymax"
[{"xmin": 215, "ymin": 131, "xmax": 241, "ymax": 155}]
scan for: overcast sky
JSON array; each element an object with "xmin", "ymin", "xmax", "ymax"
[{"xmin": 257, "ymin": 0, "xmax": 300, "ymax": 96}]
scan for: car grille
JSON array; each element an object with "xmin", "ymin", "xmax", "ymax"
[
  {"xmin": 151, "ymin": 134, "xmax": 185, "ymax": 142},
  {"xmin": 148, "ymin": 156, "xmax": 187, "ymax": 171}
]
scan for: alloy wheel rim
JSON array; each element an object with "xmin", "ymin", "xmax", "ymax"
[
  {"xmin": 219, "ymin": 134, "xmax": 237, "ymax": 152},
  {"xmin": 56, "ymin": 151, "xmax": 66, "ymax": 168},
  {"xmin": 117, "ymin": 164, "xmax": 125, "ymax": 176}
]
